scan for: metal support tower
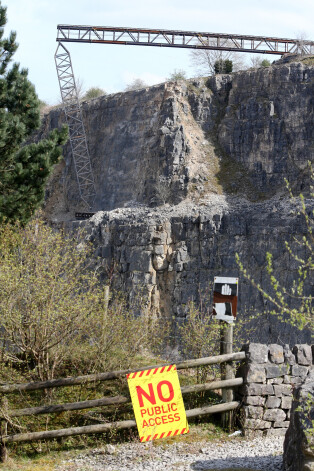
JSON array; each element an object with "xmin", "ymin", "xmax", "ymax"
[{"xmin": 55, "ymin": 42, "xmax": 96, "ymax": 209}]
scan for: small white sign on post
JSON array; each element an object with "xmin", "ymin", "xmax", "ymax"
[{"xmin": 213, "ymin": 276, "xmax": 238, "ymax": 324}]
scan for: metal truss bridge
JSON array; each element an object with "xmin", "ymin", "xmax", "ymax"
[
  {"xmin": 57, "ymin": 25, "xmax": 314, "ymax": 55},
  {"xmin": 55, "ymin": 25, "xmax": 314, "ymax": 208}
]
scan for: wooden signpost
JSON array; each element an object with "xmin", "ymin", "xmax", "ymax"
[{"xmin": 213, "ymin": 276, "xmax": 239, "ymax": 430}]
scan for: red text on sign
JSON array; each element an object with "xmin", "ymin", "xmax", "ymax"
[
  {"xmin": 142, "ymin": 413, "xmax": 180, "ymax": 428},
  {"xmin": 136, "ymin": 380, "xmax": 174, "ymax": 407},
  {"xmin": 140, "ymin": 403, "xmax": 177, "ymax": 417}
]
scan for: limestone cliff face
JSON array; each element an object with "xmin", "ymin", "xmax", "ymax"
[
  {"xmin": 42, "ymin": 58, "xmax": 314, "ymax": 344},
  {"xmin": 216, "ymin": 64, "xmax": 314, "ymax": 195},
  {"xmin": 42, "ymin": 81, "xmax": 216, "ymax": 215},
  {"xmin": 72, "ymin": 196, "xmax": 311, "ymax": 344}
]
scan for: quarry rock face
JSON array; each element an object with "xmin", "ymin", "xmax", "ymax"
[
  {"xmin": 42, "ymin": 58, "xmax": 314, "ymax": 344},
  {"xmin": 71, "ymin": 196, "xmax": 311, "ymax": 344}
]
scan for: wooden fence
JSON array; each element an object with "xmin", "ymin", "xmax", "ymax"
[{"xmin": 0, "ymin": 351, "xmax": 245, "ymax": 461}]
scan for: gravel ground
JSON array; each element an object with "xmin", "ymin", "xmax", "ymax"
[{"xmin": 56, "ymin": 435, "xmax": 284, "ymax": 471}]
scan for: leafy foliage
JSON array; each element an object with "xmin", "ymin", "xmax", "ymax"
[
  {"xmin": 83, "ymin": 86, "xmax": 106, "ymax": 100},
  {"xmin": 250, "ymin": 57, "xmax": 271, "ymax": 68},
  {"xmin": 261, "ymin": 59, "xmax": 271, "ymax": 67},
  {"xmin": 0, "ymin": 1, "xmax": 67, "ymax": 224},
  {"xmin": 236, "ymin": 164, "xmax": 313, "ymax": 331}
]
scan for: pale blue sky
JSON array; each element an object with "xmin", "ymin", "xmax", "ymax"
[{"xmin": 5, "ymin": 0, "xmax": 314, "ymax": 104}]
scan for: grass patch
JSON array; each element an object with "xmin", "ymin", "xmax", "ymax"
[
  {"xmin": 0, "ymin": 451, "xmax": 68, "ymax": 471},
  {"xmin": 216, "ymin": 149, "xmax": 267, "ymax": 201},
  {"xmin": 301, "ymin": 56, "xmax": 314, "ymax": 66},
  {"xmin": 2, "ymin": 422, "xmax": 231, "ymax": 470}
]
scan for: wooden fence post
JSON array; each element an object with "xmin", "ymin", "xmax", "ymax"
[
  {"xmin": 102, "ymin": 285, "xmax": 110, "ymax": 346},
  {"xmin": 220, "ymin": 322, "xmax": 234, "ymax": 430},
  {"xmin": 0, "ymin": 419, "xmax": 8, "ymax": 462}
]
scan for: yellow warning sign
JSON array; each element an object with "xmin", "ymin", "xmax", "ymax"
[{"xmin": 127, "ymin": 364, "xmax": 189, "ymax": 442}]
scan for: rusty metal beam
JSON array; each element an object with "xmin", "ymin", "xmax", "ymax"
[{"xmin": 57, "ymin": 25, "xmax": 314, "ymax": 55}]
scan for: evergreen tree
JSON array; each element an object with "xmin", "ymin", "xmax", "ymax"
[
  {"xmin": 0, "ymin": 2, "xmax": 67, "ymax": 223},
  {"xmin": 214, "ymin": 59, "xmax": 233, "ymax": 74}
]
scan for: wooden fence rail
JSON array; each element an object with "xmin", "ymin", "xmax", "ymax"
[
  {"xmin": 0, "ymin": 352, "xmax": 245, "ymax": 394},
  {"xmin": 0, "ymin": 351, "xmax": 246, "ymax": 459},
  {"xmin": 4, "ymin": 402, "xmax": 240, "ymax": 444},
  {"xmin": 8, "ymin": 377, "xmax": 243, "ymax": 418}
]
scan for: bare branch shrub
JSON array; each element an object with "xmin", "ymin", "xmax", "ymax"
[{"xmin": 0, "ymin": 215, "xmax": 164, "ymax": 383}]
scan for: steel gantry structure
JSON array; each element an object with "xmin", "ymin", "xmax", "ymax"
[
  {"xmin": 57, "ymin": 25, "xmax": 314, "ymax": 55},
  {"xmin": 55, "ymin": 26, "xmax": 314, "ymax": 208}
]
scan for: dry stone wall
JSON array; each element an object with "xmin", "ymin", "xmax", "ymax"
[
  {"xmin": 238, "ymin": 343, "xmax": 313, "ymax": 437},
  {"xmin": 283, "ymin": 368, "xmax": 314, "ymax": 471}
]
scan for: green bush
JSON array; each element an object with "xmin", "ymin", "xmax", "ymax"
[
  {"xmin": 83, "ymin": 87, "xmax": 106, "ymax": 100},
  {"xmin": 167, "ymin": 69, "xmax": 187, "ymax": 81},
  {"xmin": 261, "ymin": 59, "xmax": 271, "ymax": 67},
  {"xmin": 0, "ymin": 215, "xmax": 165, "ymax": 383}
]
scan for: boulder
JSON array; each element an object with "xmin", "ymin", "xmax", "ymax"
[
  {"xmin": 243, "ymin": 343, "xmax": 269, "ymax": 364},
  {"xmin": 293, "ymin": 345, "xmax": 313, "ymax": 366},
  {"xmin": 263, "ymin": 408, "xmax": 286, "ymax": 422},
  {"xmin": 269, "ymin": 344, "xmax": 284, "ymax": 363},
  {"xmin": 283, "ymin": 369, "xmax": 314, "ymax": 471}
]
